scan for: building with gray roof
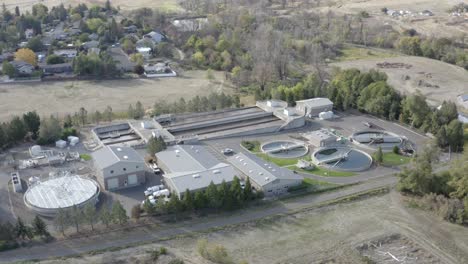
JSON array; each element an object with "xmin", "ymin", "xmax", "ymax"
[
  {"xmin": 227, "ymin": 152, "xmax": 303, "ymax": 196},
  {"xmin": 296, "ymin": 98, "xmax": 334, "ymax": 117},
  {"xmin": 156, "ymin": 144, "xmax": 237, "ymax": 198},
  {"xmin": 93, "ymin": 146, "xmax": 146, "ymax": 190}
]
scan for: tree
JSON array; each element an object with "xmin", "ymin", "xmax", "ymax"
[
  {"xmin": 100, "ymin": 207, "xmax": 112, "ymax": 228},
  {"xmin": 375, "ymin": 147, "xmax": 383, "ymax": 165},
  {"xmin": 167, "ymin": 193, "xmax": 183, "ymax": 221},
  {"xmin": 26, "ymin": 37, "xmax": 44, "ymax": 52},
  {"xmin": 54, "ymin": 208, "xmax": 69, "ymax": 236},
  {"xmin": 22, "ymin": 111, "xmax": 40, "ymax": 139},
  {"xmin": 130, "ymin": 53, "xmax": 144, "ymax": 66},
  {"xmin": 15, "ymin": 48, "xmax": 37, "ymax": 66},
  {"xmin": 38, "ymin": 115, "xmax": 62, "ymax": 144},
  {"xmin": 15, "ymin": 218, "xmax": 32, "ymax": 240},
  {"xmin": 230, "ymin": 177, "xmax": 244, "ymax": 208},
  {"xmin": 83, "ymin": 203, "xmax": 97, "ymax": 231},
  {"xmin": 8, "ymin": 116, "xmax": 26, "ymax": 143},
  {"xmin": 46, "ymin": 54, "xmax": 65, "ymax": 65},
  {"xmin": 112, "ymin": 201, "xmax": 128, "ymax": 225},
  {"xmin": 70, "ymin": 205, "xmax": 83, "ymax": 233},
  {"xmin": 103, "ymin": 106, "xmax": 113, "ymax": 122},
  {"xmin": 446, "ymin": 120, "xmax": 464, "ymax": 152},
  {"xmin": 127, "ymin": 104, "xmax": 135, "ymax": 119},
  {"xmin": 243, "ymin": 177, "xmax": 253, "ymax": 201},
  {"xmin": 15, "ymin": 6, "xmax": 20, "ymax": 16},
  {"xmin": 183, "ymin": 189, "xmax": 194, "ymax": 212},
  {"xmin": 193, "ymin": 191, "xmax": 206, "ymax": 210},
  {"xmin": 397, "ymin": 36, "xmax": 422, "ymax": 56},
  {"xmin": 32, "ymin": 215, "xmax": 49, "ymax": 238},
  {"xmin": 206, "ymin": 181, "xmax": 221, "ymax": 210},
  {"xmin": 79, "ymin": 107, "xmax": 88, "ymax": 126},
  {"xmin": 134, "ymin": 101, "xmax": 145, "ymax": 119},
  {"xmin": 131, "ymin": 205, "xmax": 141, "ymax": 220},
  {"xmin": 2, "ymin": 61, "xmax": 15, "ymax": 78}
]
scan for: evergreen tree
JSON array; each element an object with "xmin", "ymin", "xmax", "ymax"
[
  {"xmin": 183, "ymin": 189, "xmax": 194, "ymax": 212},
  {"xmin": 32, "ymin": 215, "xmax": 49, "ymax": 238},
  {"xmin": 134, "ymin": 101, "xmax": 145, "ymax": 119},
  {"xmin": 15, "ymin": 217, "xmax": 32, "ymax": 240},
  {"xmin": 103, "ymin": 105, "xmax": 113, "ymax": 122},
  {"xmin": 8, "ymin": 116, "xmax": 26, "ymax": 142},
  {"xmin": 127, "ymin": 104, "xmax": 135, "ymax": 119},
  {"xmin": 194, "ymin": 191, "xmax": 206, "ymax": 210},
  {"xmin": 112, "ymin": 201, "xmax": 128, "ymax": 225},
  {"xmin": 22, "ymin": 111, "xmax": 41, "ymax": 139},
  {"xmin": 243, "ymin": 177, "xmax": 253, "ymax": 201},
  {"xmin": 230, "ymin": 177, "xmax": 244, "ymax": 208},
  {"xmin": 79, "ymin": 107, "xmax": 88, "ymax": 126},
  {"xmin": 167, "ymin": 193, "xmax": 183, "ymax": 221},
  {"xmin": 205, "ymin": 181, "xmax": 221, "ymax": 210},
  {"xmin": 218, "ymin": 180, "xmax": 233, "ymax": 210}
]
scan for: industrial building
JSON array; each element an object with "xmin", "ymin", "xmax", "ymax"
[
  {"xmin": 227, "ymin": 153, "xmax": 303, "ymax": 196},
  {"xmin": 92, "ymin": 146, "xmax": 146, "ymax": 190},
  {"xmin": 302, "ymin": 129, "xmax": 339, "ymax": 147},
  {"xmin": 156, "ymin": 144, "xmax": 238, "ymax": 198},
  {"xmin": 296, "ymin": 98, "xmax": 334, "ymax": 117}
]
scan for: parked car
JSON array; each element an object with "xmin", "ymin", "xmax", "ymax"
[
  {"xmin": 144, "ymin": 184, "xmax": 164, "ymax": 196},
  {"xmin": 153, "ymin": 189, "xmax": 170, "ymax": 198},
  {"xmin": 221, "ymin": 148, "xmax": 234, "ymax": 155},
  {"xmin": 149, "ymin": 163, "xmax": 161, "ymax": 174}
]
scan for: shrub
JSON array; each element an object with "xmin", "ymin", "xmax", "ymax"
[
  {"xmin": 169, "ymin": 259, "xmax": 184, "ymax": 264},
  {"xmin": 392, "ymin": 146, "xmax": 400, "ymax": 154},
  {"xmin": 131, "ymin": 205, "xmax": 141, "ymax": 220},
  {"xmin": 160, "ymin": 247, "xmax": 167, "ymax": 255}
]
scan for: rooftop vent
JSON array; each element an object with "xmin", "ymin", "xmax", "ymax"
[
  {"xmin": 243, "ymin": 162, "xmax": 247, "ymax": 166},
  {"xmin": 213, "ymin": 170, "xmax": 221, "ymax": 174},
  {"xmin": 192, "ymin": 174, "xmax": 200, "ymax": 178},
  {"xmin": 249, "ymin": 170, "xmax": 253, "ymax": 173},
  {"xmin": 265, "ymin": 177, "xmax": 270, "ymax": 181},
  {"xmin": 259, "ymin": 172, "xmax": 263, "ymax": 175},
  {"xmin": 116, "ymin": 147, "xmax": 122, "ymax": 151},
  {"xmin": 123, "ymin": 155, "xmax": 128, "ymax": 159}
]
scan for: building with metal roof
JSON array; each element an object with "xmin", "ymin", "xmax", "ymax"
[
  {"xmin": 296, "ymin": 98, "xmax": 334, "ymax": 117},
  {"xmin": 156, "ymin": 144, "xmax": 237, "ymax": 198},
  {"xmin": 227, "ymin": 152, "xmax": 303, "ymax": 196},
  {"xmin": 93, "ymin": 146, "xmax": 146, "ymax": 190}
]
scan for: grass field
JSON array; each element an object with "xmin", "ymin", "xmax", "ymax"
[
  {"xmin": 335, "ymin": 46, "xmax": 397, "ymax": 62},
  {"xmin": 0, "ymin": 70, "xmax": 233, "ymax": 122},
  {"xmin": 381, "ymin": 152, "xmax": 412, "ymax": 166},
  {"xmin": 256, "ymin": 153, "xmax": 310, "ymax": 167},
  {"xmin": 80, "ymin": 154, "xmax": 92, "ymax": 161}
]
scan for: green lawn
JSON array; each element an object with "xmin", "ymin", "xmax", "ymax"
[
  {"xmin": 241, "ymin": 140, "xmax": 261, "ymax": 153},
  {"xmin": 381, "ymin": 152, "xmax": 412, "ymax": 166},
  {"xmin": 335, "ymin": 46, "xmax": 396, "ymax": 62},
  {"xmin": 80, "ymin": 154, "xmax": 92, "ymax": 161},
  {"xmin": 289, "ymin": 177, "xmax": 338, "ymax": 192},
  {"xmin": 293, "ymin": 166, "xmax": 356, "ymax": 177},
  {"xmin": 255, "ymin": 153, "xmax": 308, "ymax": 167}
]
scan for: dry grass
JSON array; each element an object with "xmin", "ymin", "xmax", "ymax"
[{"xmin": 0, "ymin": 70, "xmax": 234, "ymax": 121}]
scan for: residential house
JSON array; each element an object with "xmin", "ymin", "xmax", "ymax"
[
  {"xmin": 143, "ymin": 63, "xmax": 176, "ymax": 78},
  {"xmin": 108, "ymin": 47, "xmax": 136, "ymax": 72},
  {"xmin": 54, "ymin": 49, "xmax": 77, "ymax": 59},
  {"xmin": 143, "ymin": 31, "xmax": 165, "ymax": 44},
  {"xmin": 41, "ymin": 63, "xmax": 73, "ymax": 74},
  {"xmin": 25, "ymin": 29, "xmax": 34, "ymax": 39},
  {"xmin": 10, "ymin": 61, "xmax": 35, "ymax": 75}
]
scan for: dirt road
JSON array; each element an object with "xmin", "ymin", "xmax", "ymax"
[{"xmin": 0, "ymin": 176, "xmax": 397, "ymax": 263}]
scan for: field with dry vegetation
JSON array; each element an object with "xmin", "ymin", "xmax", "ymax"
[{"xmin": 36, "ymin": 191, "xmax": 468, "ymax": 264}]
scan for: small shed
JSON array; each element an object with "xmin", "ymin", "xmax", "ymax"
[{"xmin": 68, "ymin": 136, "xmax": 79, "ymax": 146}]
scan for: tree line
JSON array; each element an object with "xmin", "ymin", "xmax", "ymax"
[
  {"xmin": 0, "ymin": 216, "xmax": 50, "ymax": 251},
  {"xmin": 142, "ymin": 177, "xmax": 261, "ymax": 221},
  {"xmin": 398, "ymin": 145, "xmax": 468, "ymax": 225},
  {"xmin": 54, "ymin": 201, "xmax": 127, "ymax": 236},
  {"xmin": 152, "ymin": 92, "xmax": 241, "ymax": 116}
]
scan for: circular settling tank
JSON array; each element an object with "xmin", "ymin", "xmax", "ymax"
[
  {"xmin": 350, "ymin": 130, "xmax": 402, "ymax": 151},
  {"xmin": 261, "ymin": 140, "xmax": 308, "ymax": 159},
  {"xmin": 312, "ymin": 147, "xmax": 372, "ymax": 172},
  {"xmin": 24, "ymin": 174, "xmax": 100, "ymax": 217}
]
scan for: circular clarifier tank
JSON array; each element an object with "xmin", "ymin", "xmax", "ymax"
[
  {"xmin": 24, "ymin": 174, "xmax": 100, "ymax": 217},
  {"xmin": 312, "ymin": 147, "xmax": 373, "ymax": 172},
  {"xmin": 261, "ymin": 140, "xmax": 308, "ymax": 159},
  {"xmin": 350, "ymin": 130, "xmax": 403, "ymax": 151}
]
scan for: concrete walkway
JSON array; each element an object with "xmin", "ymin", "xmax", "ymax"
[{"xmin": 0, "ymin": 176, "xmax": 397, "ymax": 263}]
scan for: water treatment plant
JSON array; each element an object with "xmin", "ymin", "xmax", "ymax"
[
  {"xmin": 311, "ymin": 147, "xmax": 373, "ymax": 172},
  {"xmin": 261, "ymin": 140, "xmax": 309, "ymax": 159},
  {"xmin": 350, "ymin": 130, "xmax": 403, "ymax": 151}
]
